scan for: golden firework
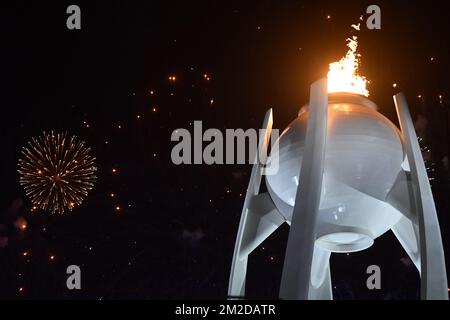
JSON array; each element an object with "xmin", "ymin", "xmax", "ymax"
[{"xmin": 18, "ymin": 131, "xmax": 97, "ymax": 214}]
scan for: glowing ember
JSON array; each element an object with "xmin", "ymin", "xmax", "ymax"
[{"xmin": 327, "ymin": 23, "xmax": 369, "ymax": 97}]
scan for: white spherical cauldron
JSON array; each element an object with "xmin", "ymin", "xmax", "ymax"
[{"xmin": 265, "ymin": 93, "xmax": 404, "ymax": 252}]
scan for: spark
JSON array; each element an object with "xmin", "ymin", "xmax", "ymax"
[{"xmin": 351, "ymin": 23, "xmax": 360, "ymax": 30}]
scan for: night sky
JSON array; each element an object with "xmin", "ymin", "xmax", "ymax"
[{"xmin": 1, "ymin": 0, "xmax": 450, "ymax": 299}]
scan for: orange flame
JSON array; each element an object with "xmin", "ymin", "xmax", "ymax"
[{"xmin": 327, "ymin": 23, "xmax": 369, "ymax": 97}]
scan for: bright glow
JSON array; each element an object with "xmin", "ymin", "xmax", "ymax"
[{"xmin": 327, "ymin": 27, "xmax": 369, "ymax": 97}]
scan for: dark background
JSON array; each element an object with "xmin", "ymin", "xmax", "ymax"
[{"xmin": 1, "ymin": 0, "xmax": 449, "ymax": 299}]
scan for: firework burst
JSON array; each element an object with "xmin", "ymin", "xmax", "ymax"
[{"xmin": 18, "ymin": 131, "xmax": 97, "ymax": 214}]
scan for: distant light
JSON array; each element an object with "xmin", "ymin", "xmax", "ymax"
[
  {"xmin": 137, "ymin": 115, "xmax": 141, "ymax": 119},
  {"xmin": 49, "ymin": 255, "xmax": 55, "ymax": 261},
  {"xmin": 150, "ymin": 90, "xmax": 154, "ymax": 95},
  {"xmin": 392, "ymin": 83, "xmax": 397, "ymax": 88},
  {"xmin": 430, "ymin": 57, "xmax": 435, "ymax": 61},
  {"xmin": 115, "ymin": 205, "xmax": 121, "ymax": 212},
  {"xmin": 326, "ymin": 15, "xmax": 331, "ymax": 20},
  {"xmin": 152, "ymin": 107, "xmax": 157, "ymax": 112},
  {"xmin": 112, "ymin": 168, "xmax": 117, "ymax": 173},
  {"xmin": 210, "ymin": 99, "xmax": 214, "ymax": 105},
  {"xmin": 417, "ymin": 94, "xmax": 422, "ymax": 99},
  {"xmin": 117, "ymin": 124, "xmax": 122, "ymax": 129},
  {"xmin": 22, "ymin": 252, "xmax": 29, "ymax": 257},
  {"xmin": 18, "ymin": 287, "xmax": 24, "ymax": 292}
]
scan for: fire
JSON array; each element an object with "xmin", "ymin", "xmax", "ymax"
[{"xmin": 327, "ymin": 24, "xmax": 369, "ymax": 97}]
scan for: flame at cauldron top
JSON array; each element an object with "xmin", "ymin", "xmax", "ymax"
[{"xmin": 327, "ymin": 23, "xmax": 369, "ymax": 97}]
